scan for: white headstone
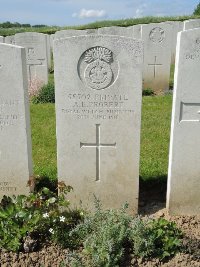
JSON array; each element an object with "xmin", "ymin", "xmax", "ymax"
[
  {"xmin": 141, "ymin": 22, "xmax": 173, "ymax": 94},
  {"xmin": 98, "ymin": 26, "xmax": 133, "ymax": 37},
  {"xmin": 46, "ymin": 34, "xmax": 51, "ymax": 69},
  {"xmin": 5, "ymin": 35, "xmax": 15, "ymax": 45},
  {"xmin": 165, "ymin": 21, "xmax": 184, "ymax": 64},
  {"xmin": 54, "ymin": 29, "xmax": 97, "ymax": 40},
  {"xmin": 167, "ymin": 28, "xmax": 200, "ymax": 215},
  {"xmin": 183, "ymin": 19, "xmax": 200, "ymax": 30},
  {"xmin": 54, "ymin": 35, "xmax": 143, "ymax": 213},
  {"xmin": 0, "ymin": 36, "xmax": 4, "ymax": 43},
  {"xmin": 131, "ymin": 25, "xmax": 142, "ymax": 39},
  {"xmin": 15, "ymin": 32, "xmax": 48, "ymax": 85},
  {"xmin": 0, "ymin": 43, "xmax": 33, "ymax": 197}
]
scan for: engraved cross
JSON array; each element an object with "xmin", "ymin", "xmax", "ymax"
[
  {"xmin": 80, "ymin": 124, "xmax": 116, "ymax": 181},
  {"xmin": 148, "ymin": 56, "xmax": 162, "ymax": 78}
]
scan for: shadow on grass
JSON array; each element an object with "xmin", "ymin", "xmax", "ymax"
[{"xmin": 139, "ymin": 175, "xmax": 167, "ymax": 215}]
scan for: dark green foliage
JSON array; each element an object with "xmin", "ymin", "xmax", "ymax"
[
  {"xmin": 194, "ymin": 2, "xmax": 200, "ymax": 15},
  {"xmin": 130, "ymin": 217, "xmax": 183, "ymax": 260},
  {"xmin": 142, "ymin": 88, "xmax": 154, "ymax": 96},
  {"xmin": 32, "ymin": 82, "xmax": 55, "ymax": 104}
]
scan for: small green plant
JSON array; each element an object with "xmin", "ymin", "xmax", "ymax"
[
  {"xmin": 68, "ymin": 199, "xmax": 183, "ymax": 266},
  {"xmin": 143, "ymin": 88, "xmax": 154, "ymax": 96},
  {"xmin": 0, "ymin": 182, "xmax": 82, "ymax": 252},
  {"xmin": 130, "ymin": 217, "xmax": 183, "ymax": 260},
  {"xmin": 32, "ymin": 82, "xmax": 55, "ymax": 103},
  {"xmin": 69, "ymin": 198, "xmax": 131, "ymax": 267}
]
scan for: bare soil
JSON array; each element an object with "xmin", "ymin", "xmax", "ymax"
[{"xmin": 0, "ymin": 180, "xmax": 199, "ymax": 267}]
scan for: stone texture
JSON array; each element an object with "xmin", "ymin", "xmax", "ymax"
[
  {"xmin": 167, "ymin": 28, "xmax": 200, "ymax": 215},
  {"xmin": 15, "ymin": 32, "xmax": 48, "ymax": 84},
  {"xmin": 166, "ymin": 21, "xmax": 184, "ymax": 64},
  {"xmin": 131, "ymin": 24, "xmax": 142, "ymax": 39},
  {"xmin": 5, "ymin": 35, "xmax": 15, "ymax": 45},
  {"xmin": 141, "ymin": 22, "xmax": 173, "ymax": 94},
  {"xmin": 46, "ymin": 34, "xmax": 51, "ymax": 69},
  {"xmin": 0, "ymin": 36, "xmax": 4, "ymax": 43},
  {"xmin": 54, "ymin": 29, "xmax": 97, "ymax": 40},
  {"xmin": 54, "ymin": 35, "xmax": 143, "ymax": 213},
  {"xmin": 183, "ymin": 19, "xmax": 200, "ymax": 30},
  {"xmin": 0, "ymin": 43, "xmax": 33, "ymax": 198},
  {"xmin": 98, "ymin": 26, "xmax": 133, "ymax": 37}
]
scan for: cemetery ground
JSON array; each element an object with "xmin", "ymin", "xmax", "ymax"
[{"xmin": 0, "ymin": 94, "xmax": 199, "ymax": 267}]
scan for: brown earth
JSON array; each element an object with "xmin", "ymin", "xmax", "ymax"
[{"xmin": 0, "ymin": 180, "xmax": 199, "ymax": 267}]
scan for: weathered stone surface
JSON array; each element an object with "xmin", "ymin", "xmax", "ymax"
[
  {"xmin": 5, "ymin": 35, "xmax": 15, "ymax": 45},
  {"xmin": 98, "ymin": 26, "xmax": 133, "ymax": 37},
  {"xmin": 54, "ymin": 29, "xmax": 97, "ymax": 40},
  {"xmin": 46, "ymin": 34, "xmax": 51, "ymax": 69},
  {"xmin": 167, "ymin": 28, "xmax": 200, "ymax": 215},
  {"xmin": 15, "ymin": 32, "xmax": 48, "ymax": 84},
  {"xmin": 54, "ymin": 35, "xmax": 143, "ymax": 213},
  {"xmin": 0, "ymin": 44, "xmax": 33, "ymax": 198},
  {"xmin": 0, "ymin": 36, "xmax": 4, "ymax": 43},
  {"xmin": 183, "ymin": 19, "xmax": 200, "ymax": 30},
  {"xmin": 141, "ymin": 22, "xmax": 172, "ymax": 94}
]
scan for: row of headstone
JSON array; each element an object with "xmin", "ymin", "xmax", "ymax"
[{"xmin": 0, "ymin": 25, "xmax": 200, "ymax": 215}]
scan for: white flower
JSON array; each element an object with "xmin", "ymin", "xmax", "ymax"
[
  {"xmin": 43, "ymin": 212, "xmax": 49, "ymax": 218},
  {"xmin": 59, "ymin": 216, "xmax": 65, "ymax": 222},
  {"xmin": 80, "ymin": 211, "xmax": 84, "ymax": 216},
  {"xmin": 49, "ymin": 228, "xmax": 54, "ymax": 234}
]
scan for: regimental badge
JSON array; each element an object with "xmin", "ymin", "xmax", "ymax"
[{"xmin": 83, "ymin": 46, "xmax": 113, "ymax": 90}]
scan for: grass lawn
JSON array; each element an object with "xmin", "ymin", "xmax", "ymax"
[{"xmin": 30, "ymin": 95, "xmax": 173, "ymax": 183}]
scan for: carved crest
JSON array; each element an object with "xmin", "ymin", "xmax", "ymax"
[
  {"xmin": 149, "ymin": 27, "xmax": 165, "ymax": 43},
  {"xmin": 83, "ymin": 46, "xmax": 113, "ymax": 90}
]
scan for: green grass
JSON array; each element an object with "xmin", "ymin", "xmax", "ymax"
[
  {"xmin": 30, "ymin": 95, "xmax": 173, "ymax": 182},
  {"xmin": 140, "ymin": 95, "xmax": 172, "ymax": 181},
  {"xmin": 30, "ymin": 103, "xmax": 57, "ymax": 180}
]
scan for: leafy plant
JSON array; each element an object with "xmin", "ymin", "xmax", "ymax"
[
  {"xmin": 194, "ymin": 2, "xmax": 200, "ymax": 15},
  {"xmin": 69, "ymin": 198, "xmax": 131, "ymax": 267},
  {"xmin": 130, "ymin": 217, "xmax": 183, "ymax": 260},
  {"xmin": 32, "ymin": 82, "xmax": 55, "ymax": 103},
  {"xmin": 0, "ymin": 182, "xmax": 82, "ymax": 252}
]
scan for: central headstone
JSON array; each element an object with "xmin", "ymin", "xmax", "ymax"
[{"xmin": 54, "ymin": 35, "xmax": 143, "ymax": 213}]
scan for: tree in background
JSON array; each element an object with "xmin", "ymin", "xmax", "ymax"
[{"xmin": 194, "ymin": 2, "xmax": 200, "ymax": 15}]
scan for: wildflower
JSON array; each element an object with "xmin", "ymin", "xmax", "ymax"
[
  {"xmin": 49, "ymin": 228, "xmax": 54, "ymax": 234},
  {"xmin": 43, "ymin": 213, "xmax": 49, "ymax": 218},
  {"xmin": 59, "ymin": 216, "xmax": 65, "ymax": 222},
  {"xmin": 80, "ymin": 211, "xmax": 84, "ymax": 216}
]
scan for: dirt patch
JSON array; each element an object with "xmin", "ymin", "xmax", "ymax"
[{"xmin": 0, "ymin": 181, "xmax": 199, "ymax": 267}]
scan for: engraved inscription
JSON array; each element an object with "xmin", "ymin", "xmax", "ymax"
[
  {"xmin": 61, "ymin": 93, "xmax": 134, "ymax": 120},
  {"xmin": 0, "ymin": 182, "xmax": 17, "ymax": 192},
  {"xmin": 148, "ymin": 56, "xmax": 162, "ymax": 78},
  {"xmin": 80, "ymin": 124, "xmax": 116, "ymax": 181},
  {"xmin": 0, "ymin": 99, "xmax": 20, "ymax": 130},
  {"xmin": 27, "ymin": 47, "xmax": 35, "ymax": 59},
  {"xmin": 78, "ymin": 46, "xmax": 119, "ymax": 90},
  {"xmin": 149, "ymin": 27, "xmax": 165, "ymax": 43},
  {"xmin": 180, "ymin": 102, "xmax": 200, "ymax": 122}
]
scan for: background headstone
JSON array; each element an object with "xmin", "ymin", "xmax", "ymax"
[
  {"xmin": 5, "ymin": 35, "xmax": 15, "ymax": 45},
  {"xmin": 54, "ymin": 29, "xmax": 97, "ymax": 40},
  {"xmin": 0, "ymin": 36, "xmax": 4, "ymax": 43},
  {"xmin": 167, "ymin": 28, "xmax": 200, "ymax": 215},
  {"xmin": 98, "ymin": 26, "xmax": 133, "ymax": 37},
  {"xmin": 141, "ymin": 22, "xmax": 173, "ymax": 94},
  {"xmin": 183, "ymin": 19, "xmax": 200, "ymax": 30},
  {"xmin": 46, "ymin": 34, "xmax": 51, "ymax": 69},
  {"xmin": 54, "ymin": 35, "xmax": 143, "ymax": 213},
  {"xmin": 15, "ymin": 32, "xmax": 48, "ymax": 85},
  {"xmin": 0, "ymin": 43, "xmax": 33, "ymax": 198}
]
